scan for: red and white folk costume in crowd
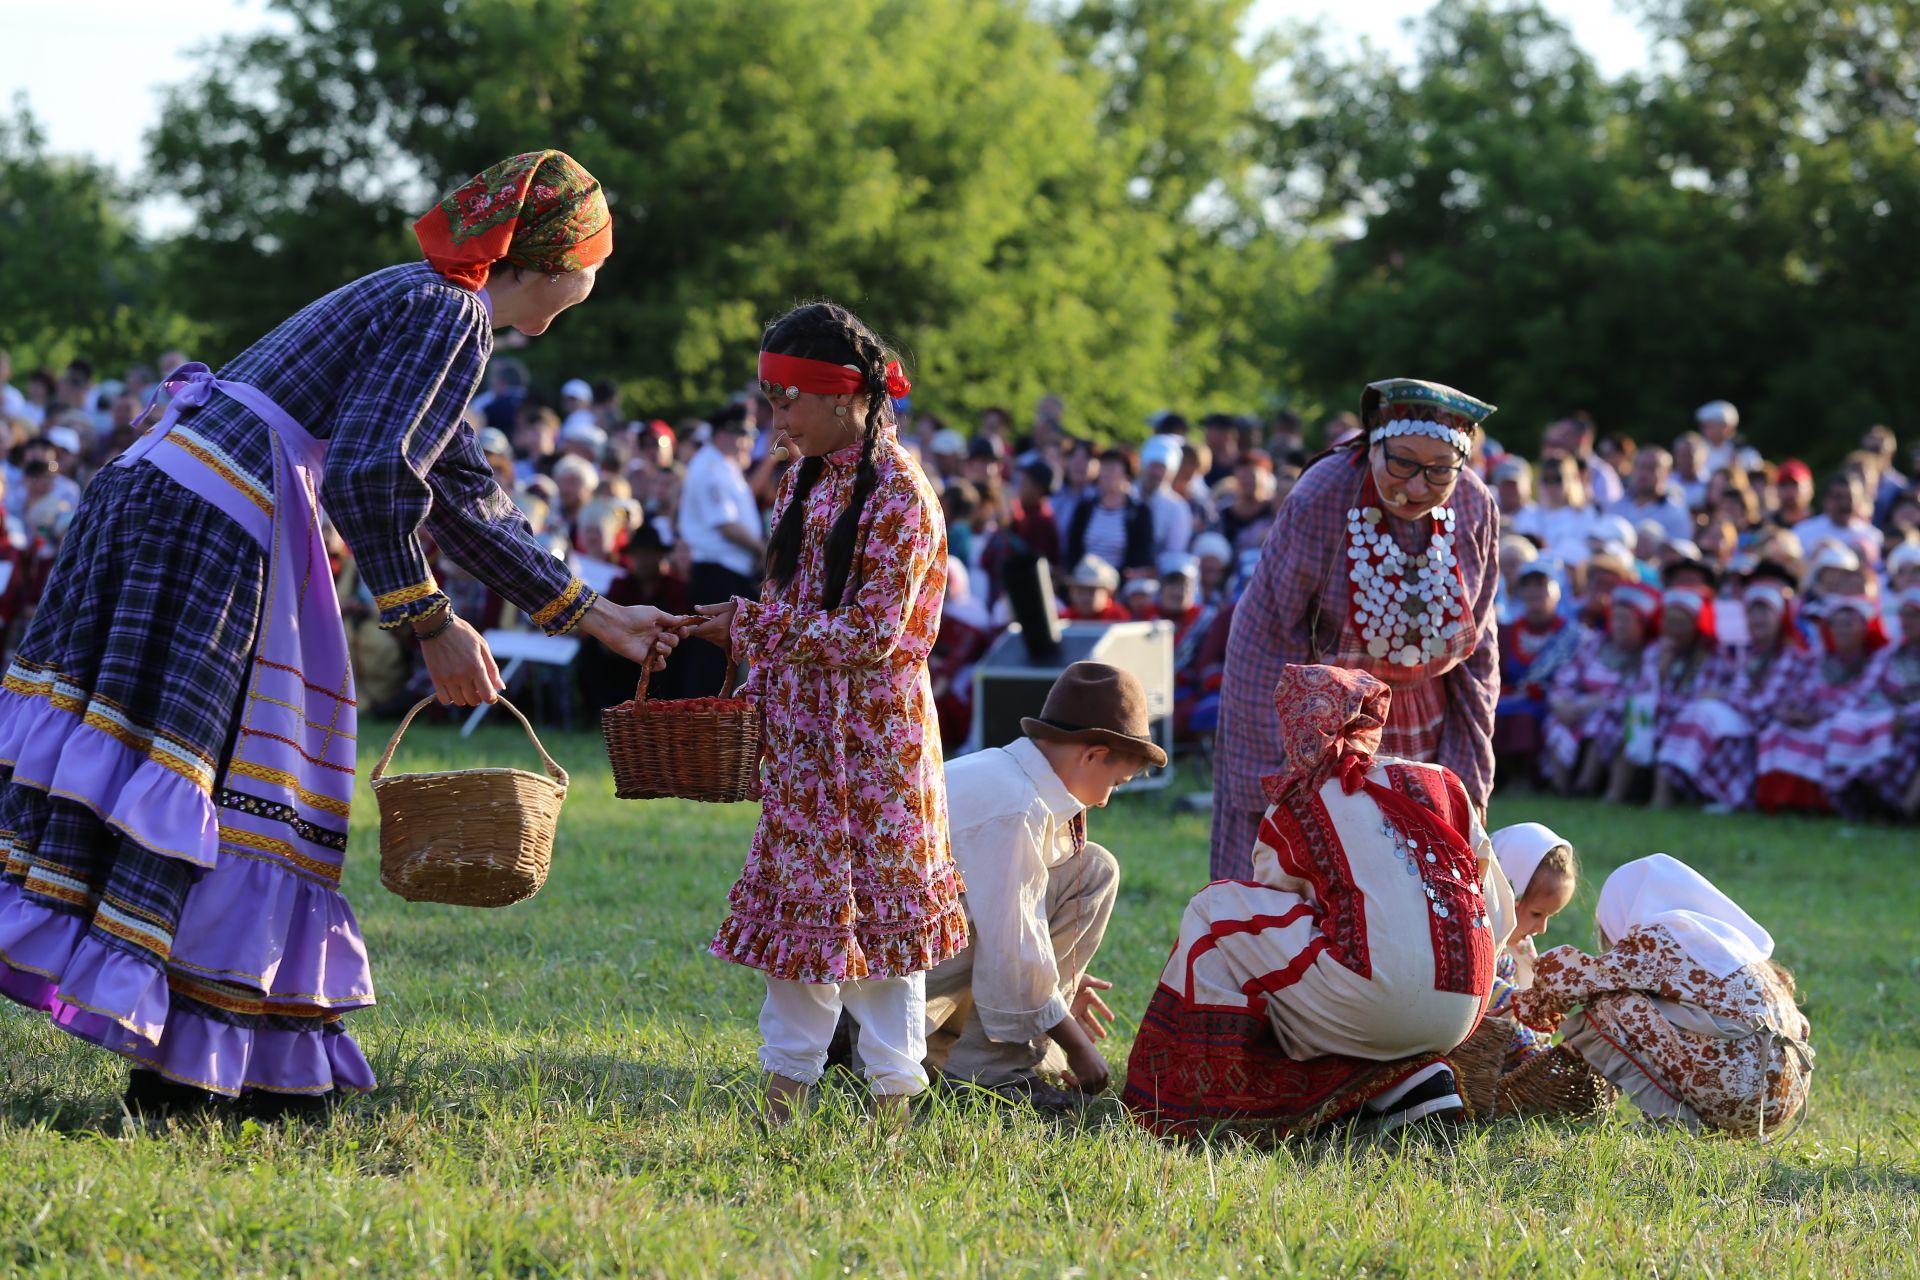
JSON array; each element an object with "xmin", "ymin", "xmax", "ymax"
[
  {"xmin": 1544, "ymin": 581, "xmax": 1660, "ymax": 771},
  {"xmin": 1657, "ymin": 584, "xmax": 1802, "ymax": 809},
  {"xmin": 1511, "ymin": 854, "xmax": 1812, "ymax": 1139},
  {"xmin": 1753, "ymin": 596, "xmax": 1886, "ymax": 812},
  {"xmin": 1125, "ymin": 665, "xmax": 1513, "ymax": 1141}
]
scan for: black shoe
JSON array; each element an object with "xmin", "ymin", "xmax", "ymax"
[
  {"xmin": 123, "ymin": 1068, "xmax": 225, "ymax": 1123},
  {"xmin": 1369, "ymin": 1065, "xmax": 1465, "ymax": 1134},
  {"xmin": 238, "ymin": 1089, "xmax": 337, "ymax": 1123}
]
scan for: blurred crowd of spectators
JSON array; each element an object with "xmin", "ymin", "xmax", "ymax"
[{"xmin": 8, "ymin": 348, "xmax": 1916, "ymax": 819}]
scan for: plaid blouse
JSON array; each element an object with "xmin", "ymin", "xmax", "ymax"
[
  {"xmin": 187, "ymin": 262, "xmax": 592, "ymax": 633},
  {"xmin": 1215, "ymin": 452, "xmax": 1500, "ymax": 813}
]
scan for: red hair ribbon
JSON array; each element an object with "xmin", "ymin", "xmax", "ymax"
[
  {"xmin": 758, "ymin": 351, "xmax": 913, "ymax": 399},
  {"xmin": 758, "ymin": 351, "xmax": 865, "ymax": 396}
]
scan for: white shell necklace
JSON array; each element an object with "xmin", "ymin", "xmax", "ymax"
[{"xmin": 1346, "ymin": 498, "xmax": 1468, "ymax": 669}]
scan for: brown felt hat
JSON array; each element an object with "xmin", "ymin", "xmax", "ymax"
[{"xmin": 1020, "ymin": 662, "xmax": 1167, "ymax": 768}]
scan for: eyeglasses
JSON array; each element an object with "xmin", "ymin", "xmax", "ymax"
[
  {"xmin": 758, "ymin": 379, "xmax": 800, "ymax": 405},
  {"xmin": 1380, "ymin": 447, "xmax": 1463, "ymax": 488}
]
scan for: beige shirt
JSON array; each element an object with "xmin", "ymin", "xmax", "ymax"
[{"xmin": 943, "ymin": 738, "xmax": 1085, "ymax": 1042}]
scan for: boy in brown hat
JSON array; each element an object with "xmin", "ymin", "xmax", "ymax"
[{"xmin": 923, "ymin": 661, "xmax": 1166, "ymax": 1101}]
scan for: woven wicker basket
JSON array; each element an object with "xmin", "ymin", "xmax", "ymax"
[
  {"xmin": 372, "ymin": 697, "xmax": 569, "ymax": 908},
  {"xmin": 601, "ymin": 652, "xmax": 761, "ymax": 803},
  {"xmin": 1493, "ymin": 1044, "xmax": 1621, "ymax": 1119},
  {"xmin": 1448, "ymin": 1013, "xmax": 1514, "ymax": 1117}
]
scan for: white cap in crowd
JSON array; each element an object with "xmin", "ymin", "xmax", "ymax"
[
  {"xmin": 45, "ymin": 426, "xmax": 82, "ymax": 454},
  {"xmin": 1695, "ymin": 400, "xmax": 1738, "ymax": 427},
  {"xmin": 931, "ymin": 429, "xmax": 967, "ymax": 458},
  {"xmin": 1193, "ymin": 532, "xmax": 1233, "ymax": 566},
  {"xmin": 1589, "ymin": 513, "xmax": 1639, "ymax": 555},
  {"xmin": 560, "ymin": 415, "xmax": 608, "ymax": 451},
  {"xmin": 1140, "ymin": 436, "xmax": 1183, "ymax": 470},
  {"xmin": 478, "ymin": 428, "xmax": 513, "ymax": 457},
  {"xmin": 1124, "ymin": 577, "xmax": 1160, "ymax": 600},
  {"xmin": 561, "ymin": 378, "xmax": 594, "ymax": 404},
  {"xmin": 1805, "ymin": 541, "xmax": 1862, "ymax": 576},
  {"xmin": 1158, "ymin": 552, "xmax": 1200, "ymax": 584},
  {"xmin": 1070, "ymin": 555, "xmax": 1121, "ymax": 591},
  {"xmin": 1889, "ymin": 542, "xmax": 1920, "ymax": 577}
]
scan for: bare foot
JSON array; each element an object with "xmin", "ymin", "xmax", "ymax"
[
  {"xmin": 871, "ymin": 1091, "xmax": 912, "ymax": 1134},
  {"xmin": 763, "ymin": 1074, "xmax": 809, "ymax": 1127}
]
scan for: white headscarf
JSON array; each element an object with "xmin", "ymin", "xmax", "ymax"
[
  {"xmin": 1595, "ymin": 854, "xmax": 1773, "ymax": 979},
  {"xmin": 1491, "ymin": 822, "xmax": 1569, "ymax": 899}
]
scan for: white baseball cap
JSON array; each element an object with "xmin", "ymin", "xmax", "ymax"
[
  {"xmin": 45, "ymin": 426, "xmax": 81, "ymax": 454},
  {"xmin": 561, "ymin": 378, "xmax": 594, "ymax": 403}
]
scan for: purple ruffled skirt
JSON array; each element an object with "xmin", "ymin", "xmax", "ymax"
[{"xmin": 0, "ymin": 463, "xmax": 374, "ymax": 1097}]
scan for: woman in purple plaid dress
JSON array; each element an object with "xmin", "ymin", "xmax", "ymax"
[
  {"xmin": 1210, "ymin": 379, "xmax": 1501, "ymax": 881},
  {"xmin": 0, "ymin": 152, "xmax": 682, "ymax": 1119}
]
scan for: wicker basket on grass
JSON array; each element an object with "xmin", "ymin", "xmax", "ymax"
[
  {"xmin": 601, "ymin": 653, "xmax": 761, "ymax": 803},
  {"xmin": 1447, "ymin": 1013, "xmax": 1514, "ymax": 1117},
  {"xmin": 372, "ymin": 697, "xmax": 568, "ymax": 908},
  {"xmin": 1493, "ymin": 1044, "xmax": 1621, "ymax": 1119}
]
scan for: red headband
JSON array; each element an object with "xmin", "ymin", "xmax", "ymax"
[{"xmin": 759, "ymin": 351, "xmax": 912, "ymax": 398}]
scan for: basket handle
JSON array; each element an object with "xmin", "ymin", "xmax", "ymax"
[
  {"xmin": 371, "ymin": 696, "xmax": 569, "ymax": 786},
  {"xmin": 634, "ymin": 643, "xmax": 737, "ymax": 703}
]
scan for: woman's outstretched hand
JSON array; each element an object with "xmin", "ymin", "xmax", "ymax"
[
  {"xmin": 688, "ymin": 600, "xmax": 739, "ymax": 654},
  {"xmin": 579, "ymin": 601, "xmax": 692, "ymax": 672}
]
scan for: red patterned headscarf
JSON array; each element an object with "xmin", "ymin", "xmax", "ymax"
[
  {"xmin": 1260, "ymin": 664, "xmax": 1391, "ymax": 804},
  {"xmin": 414, "ymin": 150, "xmax": 613, "ymax": 291}
]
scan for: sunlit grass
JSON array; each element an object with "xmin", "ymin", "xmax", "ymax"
[{"xmin": 3, "ymin": 723, "xmax": 1915, "ymax": 1277}]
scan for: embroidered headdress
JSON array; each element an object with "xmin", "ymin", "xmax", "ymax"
[{"xmin": 1361, "ymin": 378, "xmax": 1497, "ymax": 457}]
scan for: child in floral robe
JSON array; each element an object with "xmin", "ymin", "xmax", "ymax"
[{"xmin": 1510, "ymin": 855, "xmax": 1812, "ymax": 1139}]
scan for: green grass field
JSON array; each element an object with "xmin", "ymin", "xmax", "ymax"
[{"xmin": 3, "ymin": 720, "xmax": 1917, "ymax": 1278}]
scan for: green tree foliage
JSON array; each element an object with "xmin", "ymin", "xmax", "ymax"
[
  {"xmin": 1625, "ymin": 0, "xmax": 1920, "ymax": 455},
  {"xmin": 150, "ymin": 0, "xmax": 1295, "ymax": 435},
  {"xmin": 0, "ymin": 100, "xmax": 205, "ymax": 377},
  {"xmin": 1056, "ymin": 0, "xmax": 1325, "ymax": 417},
  {"xmin": 1272, "ymin": 0, "xmax": 1920, "ymax": 460}
]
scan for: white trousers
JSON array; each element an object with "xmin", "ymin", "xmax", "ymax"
[{"xmin": 758, "ymin": 973, "xmax": 929, "ymax": 1096}]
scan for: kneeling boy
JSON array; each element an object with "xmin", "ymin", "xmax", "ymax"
[{"xmin": 927, "ymin": 661, "xmax": 1165, "ymax": 1099}]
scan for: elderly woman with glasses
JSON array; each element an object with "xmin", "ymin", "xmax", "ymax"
[{"xmin": 1209, "ymin": 379, "xmax": 1502, "ymax": 879}]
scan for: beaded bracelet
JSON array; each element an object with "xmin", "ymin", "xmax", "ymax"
[{"xmin": 415, "ymin": 607, "xmax": 456, "ymax": 642}]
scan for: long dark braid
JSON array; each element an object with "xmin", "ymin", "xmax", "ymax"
[{"xmin": 760, "ymin": 301, "xmax": 899, "ymax": 609}]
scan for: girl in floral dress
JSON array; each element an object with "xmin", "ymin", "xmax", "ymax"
[
  {"xmin": 1754, "ymin": 596, "xmax": 1885, "ymax": 813},
  {"xmin": 1545, "ymin": 582, "xmax": 1659, "ymax": 796},
  {"xmin": 1510, "ymin": 854, "xmax": 1812, "ymax": 1138},
  {"xmin": 1826, "ymin": 590, "xmax": 1920, "ymax": 818},
  {"xmin": 691, "ymin": 302, "xmax": 965, "ymax": 1123},
  {"xmin": 1655, "ymin": 582, "xmax": 1802, "ymax": 811}
]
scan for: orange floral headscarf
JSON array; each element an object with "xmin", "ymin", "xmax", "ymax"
[{"xmin": 413, "ymin": 150, "xmax": 613, "ymax": 291}]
